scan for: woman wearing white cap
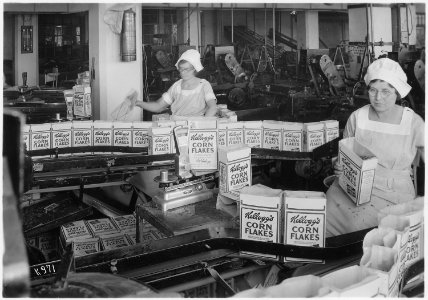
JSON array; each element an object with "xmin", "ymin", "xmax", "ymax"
[
  {"xmin": 326, "ymin": 58, "xmax": 425, "ymax": 237},
  {"xmin": 136, "ymin": 49, "xmax": 217, "ymax": 117}
]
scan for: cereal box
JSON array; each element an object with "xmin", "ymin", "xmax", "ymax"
[
  {"xmin": 60, "ymin": 220, "xmax": 93, "ymax": 245},
  {"xmin": 125, "ymin": 232, "xmax": 137, "ymax": 245},
  {"xmin": 262, "ymin": 121, "xmax": 283, "ymax": 150},
  {"xmin": 72, "ymin": 120, "xmax": 93, "ymax": 147},
  {"xmin": 132, "ymin": 121, "xmax": 153, "ymax": 148},
  {"xmin": 51, "ymin": 122, "xmax": 72, "ymax": 149},
  {"xmin": 148, "ymin": 126, "xmax": 172, "ymax": 155},
  {"xmin": 73, "ymin": 85, "xmax": 91, "ymax": 117},
  {"xmin": 218, "ymin": 144, "xmax": 251, "ymax": 201},
  {"xmin": 282, "ymin": 122, "xmax": 303, "ymax": 152},
  {"xmin": 23, "ymin": 124, "xmax": 30, "ymax": 151},
  {"xmin": 38, "ymin": 233, "xmax": 59, "ymax": 261},
  {"xmin": 100, "ymin": 233, "xmax": 131, "ymax": 251},
  {"xmin": 72, "ymin": 93, "xmax": 85, "ymax": 117},
  {"xmin": 360, "ymin": 230, "xmax": 400, "ymax": 297},
  {"xmin": 243, "ymin": 121, "xmax": 263, "ymax": 148},
  {"xmin": 283, "ymin": 190, "xmax": 327, "ymax": 263},
  {"xmin": 93, "ymin": 121, "xmax": 113, "ymax": 146},
  {"xmin": 322, "ymin": 120, "xmax": 339, "ymax": 143},
  {"xmin": 377, "ymin": 198, "xmax": 424, "ymax": 269},
  {"xmin": 72, "ymin": 238, "xmax": 100, "ymax": 257},
  {"xmin": 188, "ymin": 117, "xmax": 218, "ymax": 171},
  {"xmin": 154, "ymin": 120, "xmax": 176, "ymax": 128},
  {"xmin": 217, "ymin": 119, "xmax": 229, "ymax": 148},
  {"xmin": 26, "ymin": 237, "xmax": 37, "ymax": 248},
  {"xmin": 83, "ymin": 93, "xmax": 92, "ymax": 117},
  {"xmin": 111, "ymin": 214, "xmax": 136, "ymax": 233},
  {"xmin": 303, "ymin": 122, "xmax": 325, "ymax": 152},
  {"xmin": 86, "ymin": 218, "xmax": 120, "ymax": 237},
  {"xmin": 113, "ymin": 121, "xmax": 133, "ymax": 147},
  {"xmin": 321, "ymin": 265, "xmax": 382, "ymax": 297},
  {"xmin": 240, "ymin": 184, "xmax": 282, "ymax": 260},
  {"xmin": 226, "ymin": 122, "xmax": 244, "ymax": 146},
  {"xmin": 338, "ymin": 137, "xmax": 378, "ymax": 206},
  {"xmin": 63, "ymin": 89, "xmax": 74, "ymax": 121},
  {"xmin": 225, "ymin": 111, "xmax": 238, "ymax": 122},
  {"xmin": 30, "ymin": 123, "xmax": 51, "ymax": 151}
]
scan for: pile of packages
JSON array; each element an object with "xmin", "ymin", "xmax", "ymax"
[
  {"xmin": 232, "ymin": 196, "xmax": 424, "ymax": 298},
  {"xmin": 63, "ymin": 71, "xmax": 92, "ymax": 120},
  {"xmin": 223, "ymin": 184, "xmax": 327, "ymax": 263},
  {"xmin": 58, "ymin": 214, "xmax": 166, "ymax": 257}
]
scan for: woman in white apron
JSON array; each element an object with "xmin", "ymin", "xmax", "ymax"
[
  {"xmin": 326, "ymin": 58, "xmax": 425, "ymax": 237},
  {"xmin": 136, "ymin": 49, "xmax": 217, "ymax": 117}
]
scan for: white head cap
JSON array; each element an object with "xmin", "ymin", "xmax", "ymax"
[
  {"xmin": 364, "ymin": 58, "xmax": 411, "ymax": 98},
  {"xmin": 175, "ymin": 49, "xmax": 204, "ymax": 72}
]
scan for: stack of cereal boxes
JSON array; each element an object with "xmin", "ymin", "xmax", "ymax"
[
  {"xmin": 73, "ymin": 72, "xmax": 91, "ymax": 118},
  {"xmin": 239, "ymin": 185, "xmax": 327, "ymax": 263},
  {"xmin": 59, "ymin": 214, "xmax": 168, "ymax": 257}
]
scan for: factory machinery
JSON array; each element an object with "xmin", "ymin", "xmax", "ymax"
[{"xmin": 4, "ymin": 109, "xmax": 423, "ymax": 297}]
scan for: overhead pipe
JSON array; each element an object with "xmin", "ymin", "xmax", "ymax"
[
  {"xmin": 272, "ymin": 4, "xmax": 276, "ymax": 70},
  {"xmin": 264, "ymin": 3, "xmax": 267, "ymax": 48},
  {"xmin": 197, "ymin": 3, "xmax": 200, "ymax": 51},
  {"xmin": 187, "ymin": 3, "xmax": 190, "ymax": 45},
  {"xmin": 231, "ymin": 4, "xmax": 234, "ymax": 44},
  {"xmin": 369, "ymin": 4, "xmax": 375, "ymax": 56}
]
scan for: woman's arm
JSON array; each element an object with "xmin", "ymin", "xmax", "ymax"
[
  {"xmin": 135, "ymin": 98, "xmax": 169, "ymax": 113},
  {"xmin": 343, "ymin": 111, "xmax": 357, "ymax": 138},
  {"xmin": 204, "ymin": 99, "xmax": 217, "ymax": 117}
]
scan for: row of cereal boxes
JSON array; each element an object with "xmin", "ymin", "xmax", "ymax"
[
  {"xmin": 23, "ymin": 118, "xmax": 338, "ymax": 155},
  {"xmin": 53, "ymin": 214, "xmax": 166, "ymax": 257}
]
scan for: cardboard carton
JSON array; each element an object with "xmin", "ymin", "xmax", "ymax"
[
  {"xmin": 72, "ymin": 120, "xmax": 93, "ymax": 148},
  {"xmin": 38, "ymin": 233, "xmax": 59, "ymax": 261},
  {"xmin": 303, "ymin": 122, "xmax": 325, "ymax": 152},
  {"xmin": 378, "ymin": 198, "xmax": 424, "ymax": 268},
  {"xmin": 240, "ymin": 184, "xmax": 282, "ymax": 260},
  {"xmin": 111, "ymin": 214, "xmax": 136, "ymax": 233},
  {"xmin": 60, "ymin": 220, "xmax": 93, "ymax": 246},
  {"xmin": 322, "ymin": 120, "xmax": 339, "ymax": 143},
  {"xmin": 132, "ymin": 121, "xmax": 153, "ymax": 148},
  {"xmin": 218, "ymin": 144, "xmax": 251, "ymax": 201},
  {"xmin": 100, "ymin": 232, "xmax": 131, "ymax": 250},
  {"xmin": 282, "ymin": 122, "xmax": 303, "ymax": 152},
  {"xmin": 148, "ymin": 126, "xmax": 173, "ymax": 155},
  {"xmin": 243, "ymin": 121, "xmax": 263, "ymax": 148},
  {"xmin": 72, "ymin": 238, "xmax": 100, "ymax": 257},
  {"xmin": 338, "ymin": 137, "xmax": 378, "ymax": 206},
  {"xmin": 187, "ymin": 117, "xmax": 218, "ymax": 171},
  {"xmin": 112, "ymin": 121, "xmax": 133, "ymax": 147},
  {"xmin": 226, "ymin": 122, "xmax": 244, "ymax": 147},
  {"xmin": 262, "ymin": 121, "xmax": 283, "ymax": 150},
  {"xmin": 23, "ymin": 124, "xmax": 31, "ymax": 151},
  {"xmin": 321, "ymin": 265, "xmax": 382, "ymax": 297},
  {"xmin": 360, "ymin": 244, "xmax": 399, "ymax": 297},
  {"xmin": 217, "ymin": 120, "xmax": 228, "ymax": 148},
  {"xmin": 30, "ymin": 123, "xmax": 51, "ymax": 151},
  {"xmin": 283, "ymin": 190, "xmax": 326, "ymax": 263},
  {"xmin": 93, "ymin": 121, "xmax": 113, "ymax": 146},
  {"xmin": 51, "ymin": 122, "xmax": 72, "ymax": 149},
  {"xmin": 86, "ymin": 218, "xmax": 120, "ymax": 237}
]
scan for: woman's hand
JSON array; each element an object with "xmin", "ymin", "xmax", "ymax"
[
  {"xmin": 332, "ymin": 156, "xmax": 343, "ymax": 176},
  {"xmin": 135, "ymin": 100, "xmax": 143, "ymax": 108}
]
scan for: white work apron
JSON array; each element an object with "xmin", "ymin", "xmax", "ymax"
[{"xmin": 326, "ymin": 106, "xmax": 416, "ymax": 237}]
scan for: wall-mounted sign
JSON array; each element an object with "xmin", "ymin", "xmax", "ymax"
[{"xmin": 21, "ymin": 25, "xmax": 33, "ymax": 53}]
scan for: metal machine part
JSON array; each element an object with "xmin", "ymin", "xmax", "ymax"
[{"xmin": 152, "ymin": 172, "xmax": 215, "ymax": 211}]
